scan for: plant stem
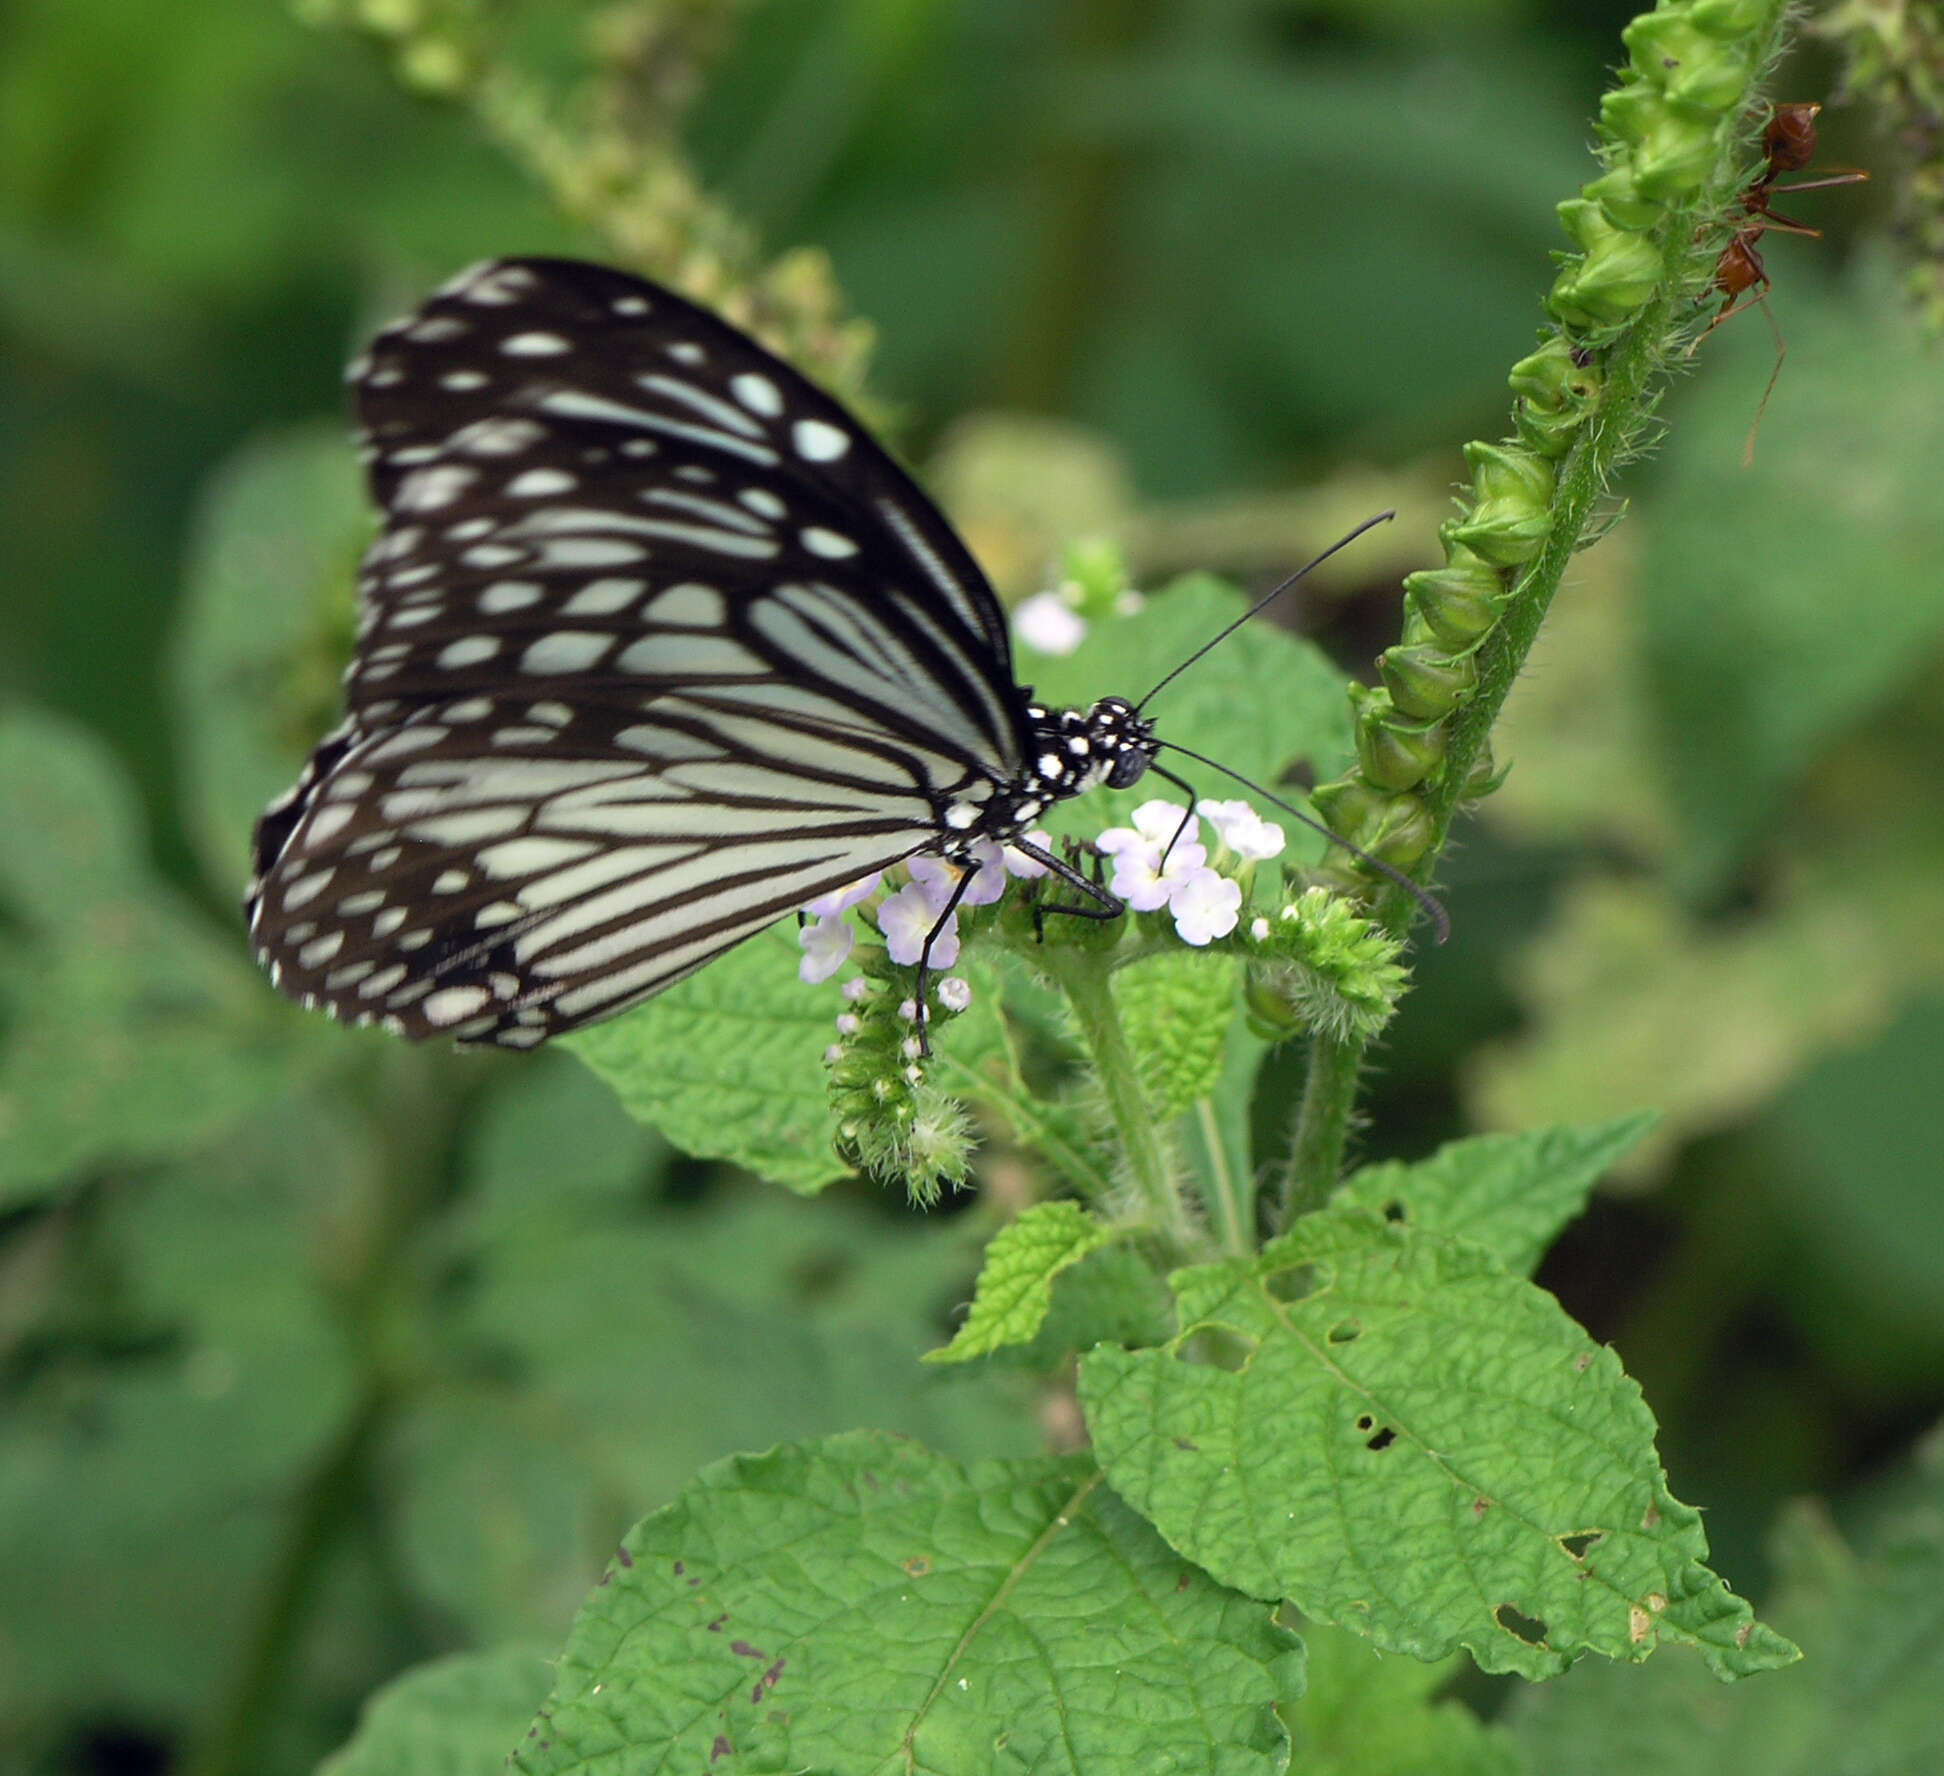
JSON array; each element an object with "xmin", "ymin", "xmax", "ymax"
[
  {"xmin": 1046, "ymin": 951, "xmax": 1194, "ymax": 1256},
  {"xmin": 1277, "ymin": 0, "xmax": 1797, "ymax": 1217}
]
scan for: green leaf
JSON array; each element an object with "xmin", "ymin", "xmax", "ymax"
[
  {"xmin": 1289, "ymin": 1619, "xmax": 1526, "ymax": 1776},
  {"xmin": 393, "ymin": 1190, "xmax": 1032, "ymax": 1643},
  {"xmin": 319, "ymin": 1645, "xmax": 557, "ymax": 1776},
  {"xmin": 926, "ymin": 1201, "xmax": 1119, "ymax": 1364},
  {"xmin": 0, "ymin": 707, "xmax": 324, "ymax": 1204},
  {"xmin": 1079, "ymin": 1204, "xmax": 1796, "ymax": 1681},
  {"xmin": 168, "ymin": 425, "xmax": 368, "ymax": 897},
  {"xmin": 1119, "ymin": 952, "xmax": 1241, "ymax": 1123},
  {"xmin": 1024, "ymin": 572, "xmax": 1354, "ymax": 852},
  {"xmin": 1336, "ymin": 1115, "xmax": 1658, "ymax": 1278},
  {"xmin": 564, "ymin": 926, "xmax": 848, "ymax": 1194},
  {"xmin": 1509, "ymin": 1442, "xmax": 1944, "ymax": 1774},
  {"xmin": 510, "ymin": 1433, "xmax": 1303, "ymax": 1775}
]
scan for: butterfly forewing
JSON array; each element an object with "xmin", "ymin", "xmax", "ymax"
[
  {"xmin": 250, "ymin": 257, "xmax": 1041, "ymax": 1047},
  {"xmin": 348, "ymin": 259, "xmax": 1022, "ymax": 777}
]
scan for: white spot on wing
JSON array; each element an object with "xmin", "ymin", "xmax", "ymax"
[
  {"xmin": 439, "ymin": 636, "xmax": 502, "ymax": 668},
  {"xmin": 793, "ymin": 419, "xmax": 850, "ymax": 462},
  {"xmin": 521, "ymin": 632, "xmax": 612, "ymax": 673},
  {"xmin": 479, "ymin": 581, "xmax": 543, "ymax": 614},
  {"xmin": 424, "ymin": 985, "xmax": 492, "ymax": 1025},
  {"xmin": 801, "ymin": 527, "xmax": 859, "ymax": 559},
  {"xmin": 561, "ymin": 577, "xmax": 645, "ymax": 616},
  {"xmin": 501, "ymin": 331, "xmax": 572, "ymax": 356},
  {"xmin": 506, "ymin": 468, "xmax": 577, "ymax": 497},
  {"xmin": 730, "ymin": 372, "xmax": 784, "ymax": 417}
]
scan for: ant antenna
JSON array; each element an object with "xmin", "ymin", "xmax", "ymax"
[
  {"xmin": 1136, "ymin": 511, "xmax": 1395, "ymax": 713},
  {"xmin": 1156, "ymin": 739, "xmax": 1451, "ymax": 944}
]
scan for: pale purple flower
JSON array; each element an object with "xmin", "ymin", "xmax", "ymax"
[
  {"xmin": 1014, "ymin": 591, "xmax": 1087, "ymax": 655},
  {"xmin": 877, "ymin": 882, "xmax": 960, "ymax": 968},
  {"xmin": 841, "ymin": 976, "xmax": 871, "ymax": 1003},
  {"xmin": 1170, "ymin": 868, "xmax": 1243, "ymax": 945},
  {"xmin": 909, "ymin": 844, "xmax": 1008, "ymax": 914},
  {"xmin": 798, "ymin": 914, "xmax": 856, "ymax": 983},
  {"xmin": 938, "ymin": 976, "xmax": 973, "ymax": 1012},
  {"xmin": 1096, "ymin": 800, "xmax": 1206, "ymax": 912},
  {"xmin": 801, "ymin": 872, "xmax": 882, "ymax": 918},
  {"xmin": 1250, "ymin": 916, "xmax": 1271, "ymax": 942},
  {"xmin": 835, "ymin": 1012, "xmax": 861, "ymax": 1036},
  {"xmin": 1002, "ymin": 830, "xmax": 1052, "ymax": 879},
  {"xmin": 1197, "ymin": 799, "xmax": 1286, "ymax": 861}
]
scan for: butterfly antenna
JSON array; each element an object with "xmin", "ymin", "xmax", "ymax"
[
  {"xmin": 1156, "ymin": 739, "xmax": 1450, "ymax": 943},
  {"xmin": 1135, "ymin": 511, "xmax": 1396, "ymax": 713}
]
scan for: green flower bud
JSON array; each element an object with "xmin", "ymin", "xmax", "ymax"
[
  {"xmin": 1404, "ymin": 557, "xmax": 1507, "ymax": 648},
  {"xmin": 1583, "ymin": 163, "xmax": 1662, "ymax": 230},
  {"xmin": 1549, "ymin": 202, "xmax": 1663, "ymax": 325},
  {"xmin": 1686, "ymin": 0, "xmax": 1772, "ymax": 34},
  {"xmin": 1631, "ymin": 111, "xmax": 1728, "ymax": 200},
  {"xmin": 1508, "ymin": 336, "xmax": 1603, "ymax": 410},
  {"xmin": 1623, "ymin": 15, "xmax": 1752, "ymax": 113},
  {"xmin": 1244, "ymin": 969, "xmax": 1305, "ymax": 1041},
  {"xmin": 1328, "ymin": 788, "xmax": 1434, "ymax": 870},
  {"xmin": 1354, "ymin": 699, "xmax": 1448, "ymax": 793},
  {"xmin": 1442, "ymin": 503, "xmax": 1552, "ymax": 569},
  {"xmin": 1462, "ymin": 734, "xmax": 1507, "ymax": 799},
  {"xmin": 1515, "ymin": 398, "xmax": 1585, "ymax": 459},
  {"xmin": 1379, "ymin": 641, "xmax": 1477, "ymax": 720},
  {"xmin": 1599, "ymin": 82, "xmax": 1665, "ymax": 147},
  {"xmin": 1467, "ymin": 440, "xmax": 1555, "ymax": 508}
]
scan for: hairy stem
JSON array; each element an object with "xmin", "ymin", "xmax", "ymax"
[
  {"xmin": 1045, "ymin": 951, "xmax": 1194, "ymax": 1257},
  {"xmin": 1277, "ymin": 0, "xmax": 1797, "ymax": 1222}
]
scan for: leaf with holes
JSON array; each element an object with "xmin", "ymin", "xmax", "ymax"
[
  {"xmin": 1078, "ymin": 1204, "xmax": 1797, "ymax": 1681},
  {"xmin": 1336, "ymin": 1114, "xmax": 1657, "ymax": 1277},
  {"xmin": 925, "ymin": 1201, "xmax": 1120, "ymax": 1364},
  {"xmin": 509, "ymin": 1433, "xmax": 1303, "ymax": 1775}
]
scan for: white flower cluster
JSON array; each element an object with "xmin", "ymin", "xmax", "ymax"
[
  {"xmin": 795, "ymin": 796, "xmax": 1284, "ymax": 981},
  {"xmin": 1096, "ymin": 798, "xmax": 1284, "ymax": 945}
]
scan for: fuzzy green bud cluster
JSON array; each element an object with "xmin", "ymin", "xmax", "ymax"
[
  {"xmin": 1307, "ymin": 0, "xmax": 1782, "ymax": 900},
  {"xmin": 1239, "ymin": 888, "xmax": 1408, "ymax": 1044},
  {"xmin": 824, "ymin": 950, "xmax": 975, "ymax": 1205}
]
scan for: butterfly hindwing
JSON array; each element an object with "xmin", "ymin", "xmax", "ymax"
[{"xmin": 252, "ymin": 700, "xmax": 938, "ymax": 1044}]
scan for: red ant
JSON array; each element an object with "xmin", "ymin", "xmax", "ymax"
[{"xmin": 1692, "ymin": 102, "xmax": 1869, "ymax": 460}]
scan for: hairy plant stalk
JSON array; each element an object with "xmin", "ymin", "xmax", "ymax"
[
  {"xmin": 1279, "ymin": 0, "xmax": 1798, "ymax": 1221},
  {"xmin": 1044, "ymin": 952, "xmax": 1197, "ymax": 1258}
]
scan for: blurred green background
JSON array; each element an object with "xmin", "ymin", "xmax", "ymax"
[{"xmin": 3, "ymin": 2, "xmax": 1940, "ymax": 1772}]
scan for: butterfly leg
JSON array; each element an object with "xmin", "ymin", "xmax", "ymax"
[
  {"xmin": 913, "ymin": 866, "xmax": 979, "ymax": 1058},
  {"xmin": 1010, "ymin": 836, "xmax": 1124, "ymax": 943}
]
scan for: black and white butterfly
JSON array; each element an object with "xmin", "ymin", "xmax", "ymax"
[{"xmin": 248, "ymin": 257, "xmax": 1173, "ymax": 1049}]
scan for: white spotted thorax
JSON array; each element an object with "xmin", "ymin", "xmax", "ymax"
[{"xmin": 247, "ymin": 258, "xmax": 1163, "ymax": 1049}]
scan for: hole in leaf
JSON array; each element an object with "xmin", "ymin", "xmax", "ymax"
[
  {"xmin": 1559, "ymin": 1530, "xmax": 1604, "ymax": 1560},
  {"xmin": 1354, "ymin": 1413, "xmax": 1375, "ymax": 1432},
  {"xmin": 1262, "ymin": 1262, "xmax": 1319, "ymax": 1303},
  {"xmin": 1381, "ymin": 1198, "xmax": 1407, "ymax": 1223},
  {"xmin": 1365, "ymin": 1425, "xmax": 1396, "ymax": 1452},
  {"xmin": 1495, "ymin": 1603, "xmax": 1549, "ymax": 1645},
  {"xmin": 1175, "ymin": 1328, "xmax": 1257, "ymax": 1372},
  {"xmin": 1326, "ymin": 1319, "xmax": 1361, "ymax": 1344}
]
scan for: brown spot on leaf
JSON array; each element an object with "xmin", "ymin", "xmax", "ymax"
[
  {"xmin": 904, "ymin": 1556, "xmax": 931, "ymax": 1577},
  {"xmin": 1629, "ymin": 1604, "xmax": 1651, "ymax": 1644}
]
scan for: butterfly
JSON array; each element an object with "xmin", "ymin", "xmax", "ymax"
[{"xmin": 247, "ymin": 257, "xmax": 1176, "ymax": 1049}]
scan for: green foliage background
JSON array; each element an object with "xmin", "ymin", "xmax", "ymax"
[{"xmin": 1, "ymin": 1, "xmax": 1939, "ymax": 1772}]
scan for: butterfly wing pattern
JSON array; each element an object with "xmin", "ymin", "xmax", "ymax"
[{"xmin": 247, "ymin": 258, "xmax": 1137, "ymax": 1050}]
